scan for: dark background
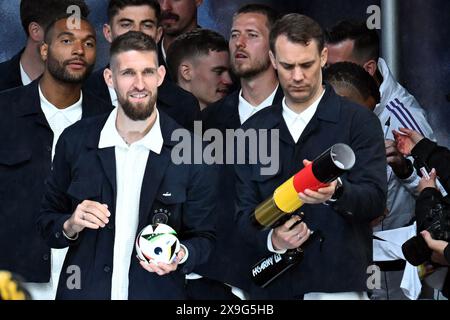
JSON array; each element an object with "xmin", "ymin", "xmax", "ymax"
[{"xmin": 1, "ymin": 0, "xmax": 449, "ymax": 146}]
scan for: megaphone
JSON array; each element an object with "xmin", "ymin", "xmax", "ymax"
[{"xmin": 252, "ymin": 143, "xmax": 355, "ymax": 230}]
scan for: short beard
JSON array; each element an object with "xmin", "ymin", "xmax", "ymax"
[
  {"xmin": 47, "ymin": 54, "xmax": 94, "ymax": 84},
  {"xmin": 118, "ymin": 93, "xmax": 157, "ymax": 121},
  {"xmin": 231, "ymin": 57, "xmax": 271, "ymax": 79}
]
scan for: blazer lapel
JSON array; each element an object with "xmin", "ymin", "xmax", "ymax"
[
  {"xmin": 137, "ymin": 146, "xmax": 171, "ymax": 230},
  {"xmin": 97, "ymin": 147, "xmax": 117, "ymax": 199}
]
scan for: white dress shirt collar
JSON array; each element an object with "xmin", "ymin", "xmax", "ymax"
[
  {"xmin": 39, "ymin": 85, "xmax": 83, "ymax": 124},
  {"xmin": 98, "ymin": 107, "xmax": 163, "ymax": 154},
  {"xmin": 282, "ymin": 89, "xmax": 325, "ymax": 143},
  {"xmin": 238, "ymin": 85, "xmax": 278, "ymax": 124},
  {"xmin": 108, "ymin": 86, "xmax": 119, "ymax": 108},
  {"xmin": 20, "ymin": 61, "xmax": 32, "ymax": 86}
]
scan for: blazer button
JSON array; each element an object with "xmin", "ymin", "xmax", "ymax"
[
  {"xmin": 46, "ymin": 145, "xmax": 52, "ymax": 152},
  {"xmin": 106, "ymin": 224, "xmax": 114, "ymax": 230},
  {"xmin": 55, "ymin": 232, "xmax": 61, "ymax": 238},
  {"xmin": 104, "ymin": 265, "xmax": 111, "ymax": 273},
  {"xmin": 42, "ymin": 254, "xmax": 49, "ymax": 261}
]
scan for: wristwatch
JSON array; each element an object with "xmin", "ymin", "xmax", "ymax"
[{"xmin": 327, "ymin": 177, "xmax": 343, "ymax": 203}]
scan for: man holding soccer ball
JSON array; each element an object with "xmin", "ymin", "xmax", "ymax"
[{"xmin": 37, "ymin": 31, "xmax": 217, "ymax": 299}]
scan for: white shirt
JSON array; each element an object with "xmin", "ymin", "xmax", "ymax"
[
  {"xmin": 238, "ymin": 85, "xmax": 278, "ymax": 124},
  {"xmin": 267, "ymin": 90, "xmax": 325, "ymax": 254},
  {"xmin": 108, "ymin": 86, "xmax": 119, "ymax": 108},
  {"xmin": 39, "ymin": 86, "xmax": 83, "ymax": 160},
  {"xmin": 24, "ymin": 87, "xmax": 82, "ymax": 300},
  {"xmin": 99, "ymin": 108, "xmax": 163, "ymax": 300},
  {"xmin": 282, "ymin": 90, "xmax": 325, "ymax": 143},
  {"xmin": 20, "ymin": 61, "xmax": 32, "ymax": 86},
  {"xmin": 160, "ymin": 38, "xmax": 167, "ymax": 64}
]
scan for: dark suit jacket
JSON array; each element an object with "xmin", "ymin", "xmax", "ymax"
[
  {"xmin": 0, "ymin": 50, "xmax": 23, "ymax": 92},
  {"xmin": 234, "ymin": 85, "xmax": 387, "ymax": 299},
  {"xmin": 83, "ymin": 65, "xmax": 200, "ymax": 131},
  {"xmin": 37, "ymin": 111, "xmax": 217, "ymax": 299},
  {"xmin": 194, "ymin": 87, "xmax": 284, "ymax": 290},
  {"xmin": 0, "ymin": 80, "xmax": 113, "ymax": 282}
]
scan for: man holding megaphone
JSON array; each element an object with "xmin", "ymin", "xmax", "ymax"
[{"xmin": 234, "ymin": 14, "xmax": 387, "ymax": 300}]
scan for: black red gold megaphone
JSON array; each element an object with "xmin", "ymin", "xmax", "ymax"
[{"xmin": 252, "ymin": 143, "xmax": 356, "ymax": 230}]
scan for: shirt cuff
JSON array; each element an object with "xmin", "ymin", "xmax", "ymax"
[
  {"xmin": 179, "ymin": 243, "xmax": 189, "ymax": 264},
  {"xmin": 267, "ymin": 229, "xmax": 287, "ymax": 254}
]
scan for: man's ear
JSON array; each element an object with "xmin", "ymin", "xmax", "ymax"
[
  {"xmin": 157, "ymin": 65, "xmax": 166, "ymax": 87},
  {"xmin": 363, "ymin": 59, "xmax": 378, "ymax": 77},
  {"xmin": 103, "ymin": 23, "xmax": 113, "ymax": 43},
  {"xmin": 320, "ymin": 47, "xmax": 328, "ymax": 68},
  {"xmin": 29, "ymin": 22, "xmax": 45, "ymax": 43},
  {"xmin": 269, "ymin": 50, "xmax": 277, "ymax": 70},
  {"xmin": 179, "ymin": 63, "xmax": 192, "ymax": 82},
  {"xmin": 104, "ymin": 67, "xmax": 114, "ymax": 88},
  {"xmin": 40, "ymin": 43, "xmax": 49, "ymax": 62}
]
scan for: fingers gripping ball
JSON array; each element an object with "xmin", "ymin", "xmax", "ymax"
[{"xmin": 136, "ymin": 224, "xmax": 180, "ymax": 264}]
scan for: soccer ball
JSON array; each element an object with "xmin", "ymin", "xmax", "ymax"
[{"xmin": 135, "ymin": 223, "xmax": 180, "ymax": 264}]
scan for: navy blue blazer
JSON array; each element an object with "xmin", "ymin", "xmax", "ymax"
[
  {"xmin": 0, "ymin": 50, "xmax": 23, "ymax": 92},
  {"xmin": 194, "ymin": 87, "xmax": 284, "ymax": 290},
  {"xmin": 83, "ymin": 65, "xmax": 200, "ymax": 131},
  {"xmin": 0, "ymin": 80, "xmax": 113, "ymax": 282},
  {"xmin": 234, "ymin": 85, "xmax": 387, "ymax": 299},
  {"xmin": 37, "ymin": 111, "xmax": 217, "ymax": 299}
]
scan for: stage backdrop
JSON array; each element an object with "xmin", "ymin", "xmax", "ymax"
[{"xmin": 1, "ymin": 0, "xmax": 449, "ymax": 146}]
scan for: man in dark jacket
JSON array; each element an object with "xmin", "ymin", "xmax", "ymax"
[
  {"xmin": 0, "ymin": 16, "xmax": 112, "ymax": 299},
  {"xmin": 234, "ymin": 13, "xmax": 387, "ymax": 299},
  {"xmin": 37, "ymin": 31, "xmax": 216, "ymax": 299},
  {"xmin": 192, "ymin": 4, "xmax": 283, "ymax": 300}
]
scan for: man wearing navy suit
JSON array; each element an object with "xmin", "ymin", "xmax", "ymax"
[
  {"xmin": 192, "ymin": 4, "xmax": 283, "ymax": 300},
  {"xmin": 0, "ymin": 0, "xmax": 90, "ymax": 92},
  {"xmin": 0, "ymin": 16, "xmax": 112, "ymax": 299},
  {"xmin": 83, "ymin": 0, "xmax": 200, "ymax": 131},
  {"xmin": 234, "ymin": 14, "xmax": 387, "ymax": 299},
  {"xmin": 37, "ymin": 31, "xmax": 216, "ymax": 299}
]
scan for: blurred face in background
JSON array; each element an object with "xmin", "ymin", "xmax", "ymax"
[
  {"xmin": 158, "ymin": 0, "xmax": 202, "ymax": 37},
  {"xmin": 181, "ymin": 49, "xmax": 232, "ymax": 109},
  {"xmin": 104, "ymin": 5, "xmax": 162, "ymax": 43},
  {"xmin": 229, "ymin": 12, "xmax": 272, "ymax": 79}
]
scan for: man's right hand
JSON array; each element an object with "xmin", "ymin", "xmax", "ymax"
[
  {"xmin": 63, "ymin": 200, "xmax": 110, "ymax": 238},
  {"xmin": 393, "ymin": 127, "xmax": 424, "ymax": 156},
  {"xmin": 271, "ymin": 215, "xmax": 310, "ymax": 251}
]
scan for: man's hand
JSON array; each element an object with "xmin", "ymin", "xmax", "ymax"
[
  {"xmin": 393, "ymin": 127, "xmax": 424, "ymax": 156},
  {"xmin": 418, "ymin": 168, "xmax": 438, "ymax": 193},
  {"xmin": 385, "ymin": 139, "xmax": 411, "ymax": 178},
  {"xmin": 421, "ymin": 230, "xmax": 449, "ymax": 266},
  {"xmin": 297, "ymin": 160, "xmax": 337, "ymax": 204},
  {"xmin": 271, "ymin": 215, "xmax": 311, "ymax": 251},
  {"xmin": 63, "ymin": 200, "xmax": 110, "ymax": 238},
  {"xmin": 139, "ymin": 247, "xmax": 186, "ymax": 275}
]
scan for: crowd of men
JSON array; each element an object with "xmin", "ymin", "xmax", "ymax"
[{"xmin": 0, "ymin": 0, "xmax": 448, "ymax": 300}]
